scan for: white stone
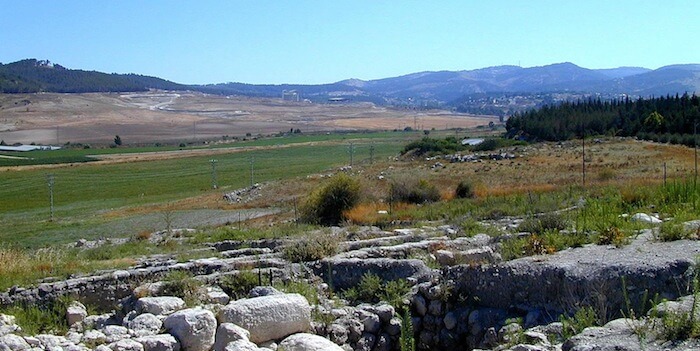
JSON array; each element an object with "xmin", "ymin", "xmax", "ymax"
[
  {"xmin": 129, "ymin": 314, "xmax": 163, "ymax": 335},
  {"xmin": 135, "ymin": 334, "xmax": 181, "ymax": 351},
  {"xmin": 163, "ymin": 308, "xmax": 216, "ymax": 351},
  {"xmin": 278, "ymin": 333, "xmax": 343, "ymax": 351},
  {"xmin": 205, "ymin": 286, "xmax": 230, "ymax": 305},
  {"xmin": 218, "ymin": 293, "xmax": 310, "ymax": 344},
  {"xmin": 136, "ymin": 297, "xmax": 186, "ymax": 316},
  {"xmin": 631, "ymin": 213, "xmax": 662, "ymax": 224},
  {"xmin": 35, "ymin": 334, "xmax": 67, "ymax": 348},
  {"xmin": 82, "ymin": 330, "xmax": 107, "ymax": 345},
  {"xmin": 66, "ymin": 302, "xmax": 88, "ymax": 326},
  {"xmin": 213, "ymin": 324, "xmax": 250, "ymax": 351},
  {"xmin": 222, "ymin": 340, "xmax": 260, "ymax": 351},
  {"xmin": 108, "ymin": 339, "xmax": 144, "ymax": 351},
  {"xmin": 103, "ymin": 325, "xmax": 130, "ymax": 343},
  {"xmin": 0, "ymin": 334, "xmax": 30, "ymax": 351}
]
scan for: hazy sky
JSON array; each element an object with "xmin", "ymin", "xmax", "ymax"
[{"xmin": 1, "ymin": 1, "xmax": 698, "ymax": 85}]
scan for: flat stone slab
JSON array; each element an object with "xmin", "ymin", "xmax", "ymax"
[{"xmin": 447, "ymin": 231, "xmax": 700, "ymax": 315}]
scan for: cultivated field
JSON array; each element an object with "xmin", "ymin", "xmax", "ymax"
[{"xmin": 0, "ymin": 92, "xmax": 494, "ymax": 145}]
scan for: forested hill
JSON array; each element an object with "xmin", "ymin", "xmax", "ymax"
[
  {"xmin": 506, "ymin": 94, "xmax": 700, "ymax": 146},
  {"xmin": 0, "ymin": 59, "xmax": 186, "ymax": 93}
]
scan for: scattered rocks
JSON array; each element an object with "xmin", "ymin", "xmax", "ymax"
[{"xmin": 136, "ymin": 297, "xmax": 186, "ymax": 316}]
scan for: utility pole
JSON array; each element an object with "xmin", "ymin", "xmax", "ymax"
[
  {"xmin": 193, "ymin": 122, "xmax": 197, "ymax": 142},
  {"xmin": 695, "ymin": 121, "xmax": 698, "ymax": 186},
  {"xmin": 56, "ymin": 126, "xmax": 59, "ymax": 145},
  {"xmin": 250, "ymin": 156, "xmax": 255, "ymax": 187},
  {"xmin": 210, "ymin": 159, "xmax": 218, "ymax": 189},
  {"xmin": 582, "ymin": 130, "xmax": 586, "ymax": 188},
  {"xmin": 369, "ymin": 144, "xmax": 375, "ymax": 164},
  {"xmin": 348, "ymin": 142, "xmax": 355, "ymax": 167},
  {"xmin": 47, "ymin": 174, "xmax": 55, "ymax": 221}
]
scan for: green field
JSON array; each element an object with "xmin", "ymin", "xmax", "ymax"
[
  {"xmin": 0, "ymin": 130, "xmax": 424, "ymax": 167},
  {"xmin": 1, "ymin": 132, "xmax": 414, "ymax": 248}
]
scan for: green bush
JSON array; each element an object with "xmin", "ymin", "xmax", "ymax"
[
  {"xmin": 390, "ymin": 178, "xmax": 441, "ymax": 204},
  {"xmin": 162, "ymin": 271, "xmax": 201, "ymax": 305},
  {"xmin": 283, "ymin": 232, "xmax": 339, "ymax": 262},
  {"xmin": 300, "ymin": 174, "xmax": 361, "ymax": 225},
  {"xmin": 518, "ymin": 213, "xmax": 568, "ymax": 234},
  {"xmin": 219, "ymin": 270, "xmax": 260, "ymax": 299},
  {"xmin": 343, "ymin": 273, "xmax": 411, "ymax": 310},
  {"xmin": 455, "ymin": 181, "xmax": 475, "ymax": 199},
  {"xmin": 657, "ymin": 222, "xmax": 694, "ymax": 242}
]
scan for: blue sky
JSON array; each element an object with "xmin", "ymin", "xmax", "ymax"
[{"xmin": 1, "ymin": 1, "xmax": 698, "ymax": 85}]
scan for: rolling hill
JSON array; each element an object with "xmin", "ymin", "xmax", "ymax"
[{"xmin": 1, "ymin": 59, "xmax": 698, "ymax": 106}]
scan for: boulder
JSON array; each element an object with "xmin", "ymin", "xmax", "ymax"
[
  {"xmin": 278, "ymin": 333, "xmax": 343, "ymax": 351},
  {"xmin": 212, "ymin": 324, "xmax": 250, "ymax": 351},
  {"xmin": 66, "ymin": 301, "xmax": 88, "ymax": 326},
  {"xmin": 164, "ymin": 308, "xmax": 217, "ymax": 351},
  {"xmin": 136, "ymin": 297, "xmax": 186, "ymax": 316},
  {"xmin": 129, "ymin": 314, "xmax": 163, "ymax": 335},
  {"xmin": 204, "ymin": 287, "xmax": 230, "ymax": 305},
  {"xmin": 0, "ymin": 315, "xmax": 20, "ymax": 337},
  {"xmin": 0, "ymin": 334, "xmax": 30, "ymax": 351},
  {"xmin": 315, "ymin": 258, "xmax": 430, "ymax": 291},
  {"xmin": 222, "ymin": 339, "xmax": 261, "ymax": 351},
  {"xmin": 135, "ymin": 335, "xmax": 180, "ymax": 351},
  {"xmin": 631, "ymin": 213, "xmax": 662, "ymax": 224},
  {"xmin": 108, "ymin": 339, "xmax": 144, "ymax": 351},
  {"xmin": 218, "ymin": 293, "xmax": 310, "ymax": 344},
  {"xmin": 82, "ymin": 330, "xmax": 107, "ymax": 346}
]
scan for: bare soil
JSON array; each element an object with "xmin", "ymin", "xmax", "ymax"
[{"xmin": 0, "ymin": 92, "xmax": 495, "ymax": 145}]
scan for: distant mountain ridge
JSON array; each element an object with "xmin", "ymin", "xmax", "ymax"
[
  {"xmin": 1, "ymin": 58, "xmax": 699, "ymax": 106},
  {"xmin": 0, "ymin": 59, "xmax": 186, "ymax": 93}
]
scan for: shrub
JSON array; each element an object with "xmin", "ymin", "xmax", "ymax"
[
  {"xmin": 455, "ymin": 181, "xmax": 475, "ymax": 199},
  {"xmin": 283, "ymin": 232, "xmax": 339, "ymax": 262},
  {"xmin": 162, "ymin": 271, "xmax": 201, "ymax": 305},
  {"xmin": 596, "ymin": 226, "xmax": 628, "ymax": 247},
  {"xmin": 390, "ymin": 178, "xmax": 441, "ymax": 204},
  {"xmin": 343, "ymin": 273, "xmax": 410, "ymax": 310},
  {"xmin": 300, "ymin": 174, "xmax": 361, "ymax": 225},
  {"xmin": 518, "ymin": 213, "xmax": 568, "ymax": 234},
  {"xmin": 219, "ymin": 270, "xmax": 260, "ymax": 299}
]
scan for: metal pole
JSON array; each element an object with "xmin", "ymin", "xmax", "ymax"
[
  {"xmin": 582, "ymin": 133, "xmax": 586, "ymax": 188},
  {"xmin": 210, "ymin": 159, "xmax": 218, "ymax": 189},
  {"xmin": 349, "ymin": 142, "xmax": 354, "ymax": 167},
  {"xmin": 695, "ymin": 122, "xmax": 698, "ymax": 185},
  {"xmin": 250, "ymin": 156, "xmax": 254, "ymax": 187},
  {"xmin": 47, "ymin": 174, "xmax": 55, "ymax": 221}
]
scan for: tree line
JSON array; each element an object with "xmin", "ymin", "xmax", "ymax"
[
  {"xmin": 0, "ymin": 59, "xmax": 185, "ymax": 93},
  {"xmin": 505, "ymin": 93, "xmax": 700, "ymax": 146}
]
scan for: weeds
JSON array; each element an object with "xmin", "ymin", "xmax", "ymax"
[
  {"xmin": 0, "ymin": 297, "xmax": 72, "ymax": 335},
  {"xmin": 400, "ymin": 307, "xmax": 415, "ymax": 351},
  {"xmin": 219, "ymin": 270, "xmax": 260, "ymax": 300},
  {"xmin": 161, "ymin": 271, "xmax": 201, "ymax": 306},
  {"xmin": 283, "ymin": 231, "xmax": 339, "ymax": 262},
  {"xmin": 560, "ymin": 306, "xmax": 598, "ymax": 340},
  {"xmin": 343, "ymin": 273, "xmax": 411, "ymax": 310},
  {"xmin": 657, "ymin": 221, "xmax": 695, "ymax": 241}
]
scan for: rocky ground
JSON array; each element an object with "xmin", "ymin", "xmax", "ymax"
[{"xmin": 3, "ymin": 215, "xmax": 700, "ymax": 351}]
